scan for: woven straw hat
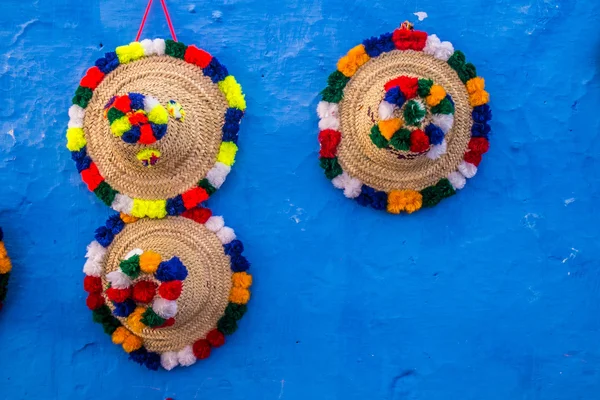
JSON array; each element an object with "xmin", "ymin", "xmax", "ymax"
[
  {"xmin": 317, "ymin": 23, "xmax": 492, "ymax": 214},
  {"xmin": 82, "ymin": 210, "xmax": 252, "ymax": 371},
  {"xmin": 66, "ymin": 39, "xmax": 246, "ymax": 219}
]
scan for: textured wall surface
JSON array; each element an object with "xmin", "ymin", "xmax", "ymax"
[{"xmin": 0, "ymin": 0, "xmax": 599, "ymax": 399}]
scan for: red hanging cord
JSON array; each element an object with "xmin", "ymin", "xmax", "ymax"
[{"xmin": 135, "ymin": 0, "xmax": 178, "ymax": 42}]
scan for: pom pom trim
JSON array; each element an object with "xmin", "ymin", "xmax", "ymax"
[{"xmin": 0, "ymin": 228, "xmax": 11, "ymax": 311}]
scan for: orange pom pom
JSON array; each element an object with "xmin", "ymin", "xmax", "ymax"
[
  {"xmin": 229, "ymin": 287, "xmax": 251, "ymax": 304},
  {"xmin": 232, "ymin": 272, "xmax": 252, "ymax": 289}
]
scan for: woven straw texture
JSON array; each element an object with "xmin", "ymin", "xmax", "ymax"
[
  {"xmin": 85, "ymin": 56, "xmax": 229, "ymax": 199},
  {"xmin": 338, "ymin": 50, "xmax": 472, "ymax": 191},
  {"xmin": 101, "ymin": 217, "xmax": 231, "ymax": 353}
]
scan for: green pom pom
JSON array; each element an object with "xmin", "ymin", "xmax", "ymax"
[
  {"xmin": 120, "ymin": 255, "xmax": 140, "ymax": 279},
  {"xmin": 447, "ymin": 50, "xmax": 466, "ymax": 71},
  {"xmin": 464, "ymin": 63, "xmax": 477, "ymax": 82},
  {"xmin": 430, "ymin": 98, "xmax": 454, "ymax": 115},
  {"xmin": 370, "ymin": 125, "xmax": 389, "ymax": 148},
  {"xmin": 141, "ymin": 307, "xmax": 166, "ymax": 327},
  {"xmin": 389, "ymin": 128, "xmax": 411, "ymax": 151},
  {"xmin": 225, "ymin": 303, "xmax": 247, "ymax": 320},
  {"xmin": 319, "ymin": 157, "xmax": 343, "ymax": 180},
  {"xmin": 417, "ymin": 79, "xmax": 433, "ymax": 97},
  {"xmin": 107, "ymin": 108, "xmax": 125, "ymax": 124},
  {"xmin": 102, "ymin": 317, "xmax": 121, "ymax": 335},
  {"xmin": 72, "ymin": 86, "xmax": 93, "ymax": 108},
  {"xmin": 436, "ymin": 178, "xmax": 456, "ymax": 198},
  {"xmin": 92, "ymin": 305, "xmax": 112, "ymax": 324},
  {"xmin": 165, "ymin": 40, "xmax": 187, "ymax": 59},
  {"xmin": 94, "ymin": 181, "xmax": 117, "ymax": 206},
  {"xmin": 421, "ymin": 178, "xmax": 456, "ymax": 207},
  {"xmin": 320, "ymin": 71, "xmax": 349, "ymax": 103},
  {"xmin": 403, "ymin": 100, "xmax": 426, "ymax": 126},
  {"xmin": 217, "ymin": 314, "xmax": 238, "ymax": 335},
  {"xmin": 198, "ymin": 179, "xmax": 216, "ymax": 196},
  {"xmin": 327, "ymin": 70, "xmax": 350, "ymax": 90}
]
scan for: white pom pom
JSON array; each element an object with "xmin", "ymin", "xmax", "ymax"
[
  {"xmin": 434, "ymin": 41, "xmax": 454, "ymax": 61},
  {"xmin": 431, "ymin": 114, "xmax": 454, "ymax": 134},
  {"xmin": 378, "ymin": 101, "xmax": 396, "ymax": 120},
  {"xmin": 160, "ymin": 352, "xmax": 179, "ymax": 371},
  {"xmin": 85, "ymin": 241, "xmax": 106, "ymax": 263},
  {"xmin": 343, "ymin": 177, "xmax": 362, "ymax": 199},
  {"xmin": 83, "ymin": 259, "xmax": 103, "ymax": 277},
  {"xmin": 68, "ymin": 105, "xmax": 85, "ymax": 128},
  {"xmin": 216, "ymin": 226, "xmax": 236, "ymax": 244},
  {"xmin": 427, "ymin": 140, "xmax": 447, "ymax": 160},
  {"xmin": 140, "ymin": 39, "xmax": 155, "ymax": 56},
  {"xmin": 106, "ymin": 271, "xmax": 132, "ymax": 289},
  {"xmin": 331, "ymin": 172, "xmax": 350, "ymax": 190},
  {"xmin": 143, "ymin": 95, "xmax": 161, "ymax": 113},
  {"xmin": 124, "ymin": 248, "xmax": 143, "ymax": 260},
  {"xmin": 448, "ymin": 171, "xmax": 466, "ymax": 190},
  {"xmin": 318, "ymin": 116, "xmax": 340, "ymax": 131},
  {"xmin": 177, "ymin": 346, "xmax": 197, "ymax": 367},
  {"xmin": 316, "ymin": 101, "xmax": 339, "ymax": 119},
  {"xmin": 153, "ymin": 38, "xmax": 166, "ymax": 56},
  {"xmin": 458, "ymin": 161, "xmax": 478, "ymax": 179},
  {"xmin": 205, "ymin": 216, "xmax": 225, "ymax": 232},
  {"xmin": 424, "ymin": 34, "xmax": 442, "ymax": 56},
  {"xmin": 111, "ymin": 194, "xmax": 133, "ymax": 214},
  {"xmin": 206, "ymin": 162, "xmax": 231, "ymax": 189},
  {"xmin": 153, "ymin": 298, "xmax": 178, "ymax": 319}
]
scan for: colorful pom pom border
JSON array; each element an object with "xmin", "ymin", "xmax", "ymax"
[
  {"xmin": 82, "ymin": 210, "xmax": 252, "ymax": 371},
  {"xmin": 0, "ymin": 228, "xmax": 11, "ymax": 311},
  {"xmin": 66, "ymin": 39, "xmax": 246, "ymax": 219},
  {"xmin": 317, "ymin": 24, "xmax": 492, "ymax": 214}
]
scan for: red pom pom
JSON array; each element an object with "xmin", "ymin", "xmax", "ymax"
[
  {"xmin": 112, "ymin": 95, "xmax": 131, "ymax": 114},
  {"xmin": 139, "ymin": 124, "xmax": 156, "ymax": 145},
  {"xmin": 392, "ymin": 28, "xmax": 413, "ymax": 50},
  {"xmin": 128, "ymin": 112, "xmax": 148, "ymax": 126},
  {"xmin": 206, "ymin": 329, "xmax": 225, "ymax": 348},
  {"xmin": 182, "ymin": 187, "xmax": 209, "ymax": 210},
  {"xmin": 83, "ymin": 276, "xmax": 103, "ymax": 294},
  {"xmin": 410, "ymin": 129, "xmax": 430, "ymax": 152},
  {"xmin": 158, "ymin": 281, "xmax": 183, "ymax": 300},
  {"xmin": 105, "ymin": 287, "xmax": 132, "ymax": 303},
  {"xmin": 86, "ymin": 293, "xmax": 105, "ymax": 310},
  {"xmin": 318, "ymin": 129, "xmax": 341, "ymax": 158},
  {"xmin": 184, "ymin": 45, "xmax": 213, "ymax": 69},
  {"xmin": 81, "ymin": 162, "xmax": 104, "ymax": 191},
  {"xmin": 468, "ymin": 137, "xmax": 489, "ymax": 155},
  {"xmin": 132, "ymin": 280, "xmax": 157, "ymax": 303},
  {"xmin": 410, "ymin": 30, "xmax": 428, "ymax": 51},
  {"xmin": 79, "ymin": 66, "xmax": 105, "ymax": 90},
  {"xmin": 182, "ymin": 207, "xmax": 212, "ymax": 224},
  {"xmin": 385, "ymin": 76, "xmax": 419, "ymax": 99},
  {"xmin": 464, "ymin": 151, "xmax": 482, "ymax": 167},
  {"xmin": 192, "ymin": 339, "xmax": 211, "ymax": 359},
  {"xmin": 157, "ymin": 317, "xmax": 175, "ymax": 328}
]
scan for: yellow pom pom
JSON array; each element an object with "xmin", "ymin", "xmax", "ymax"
[
  {"xmin": 122, "ymin": 334, "xmax": 143, "ymax": 353},
  {"xmin": 119, "ymin": 213, "xmax": 138, "ymax": 224},
  {"xmin": 387, "ymin": 190, "xmax": 423, "ymax": 214},
  {"xmin": 110, "ymin": 116, "xmax": 131, "ymax": 137},
  {"xmin": 469, "ymin": 90, "xmax": 490, "ymax": 107},
  {"xmin": 217, "ymin": 141, "xmax": 238, "ymax": 166},
  {"xmin": 0, "ymin": 256, "xmax": 12, "ymax": 274},
  {"xmin": 337, "ymin": 44, "xmax": 370, "ymax": 78},
  {"xmin": 229, "ymin": 287, "xmax": 251, "ymax": 304},
  {"xmin": 218, "ymin": 75, "xmax": 246, "ymax": 111},
  {"xmin": 378, "ymin": 118, "xmax": 403, "ymax": 140},
  {"xmin": 232, "ymin": 272, "xmax": 252, "ymax": 289},
  {"xmin": 131, "ymin": 199, "xmax": 167, "ymax": 219},
  {"xmin": 127, "ymin": 307, "xmax": 147, "ymax": 334},
  {"xmin": 139, "ymin": 251, "xmax": 162, "ymax": 274},
  {"xmin": 116, "ymin": 42, "xmax": 145, "ymax": 64},
  {"xmin": 66, "ymin": 128, "xmax": 86, "ymax": 151},
  {"xmin": 147, "ymin": 105, "xmax": 169, "ymax": 125},
  {"xmin": 466, "ymin": 77, "xmax": 485, "ymax": 94},
  {"xmin": 426, "ymin": 85, "xmax": 446, "ymax": 107},
  {"xmin": 111, "ymin": 326, "xmax": 130, "ymax": 344}
]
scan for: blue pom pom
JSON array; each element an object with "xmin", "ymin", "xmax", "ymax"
[
  {"xmin": 222, "ymin": 122, "xmax": 240, "ymax": 143},
  {"xmin": 155, "ymin": 257, "xmax": 188, "ymax": 281},
  {"xmin": 166, "ymin": 196, "xmax": 185, "ymax": 216},
  {"xmin": 75, "ymin": 156, "xmax": 92, "ymax": 173},
  {"xmin": 145, "ymin": 352, "xmax": 161, "ymax": 370},
  {"xmin": 225, "ymin": 108, "xmax": 244, "ymax": 123},
  {"xmin": 112, "ymin": 299, "xmax": 136, "ymax": 317},
  {"xmin": 472, "ymin": 104, "xmax": 492, "ymax": 123},
  {"xmin": 230, "ymin": 254, "xmax": 250, "ymax": 272},
  {"xmin": 356, "ymin": 186, "xmax": 375, "ymax": 207},
  {"xmin": 128, "ymin": 93, "xmax": 145, "ymax": 111},
  {"xmin": 203, "ymin": 58, "xmax": 228, "ymax": 83},
  {"xmin": 96, "ymin": 52, "xmax": 119, "ymax": 74},
  {"xmin": 471, "ymin": 122, "xmax": 491, "ymax": 138},
  {"xmin": 224, "ymin": 239, "xmax": 244, "ymax": 256},
  {"xmin": 129, "ymin": 348, "xmax": 148, "ymax": 365},
  {"xmin": 371, "ymin": 191, "xmax": 388, "ymax": 210},
  {"xmin": 122, "ymin": 126, "xmax": 141, "ymax": 143},
  {"xmin": 362, "ymin": 32, "xmax": 394, "ymax": 57},
  {"xmin": 94, "ymin": 226, "xmax": 114, "ymax": 247},
  {"xmin": 425, "ymin": 124, "xmax": 445, "ymax": 145},
  {"xmin": 106, "ymin": 214, "xmax": 125, "ymax": 235},
  {"xmin": 384, "ymin": 87, "xmax": 405, "ymax": 108},
  {"xmin": 70, "ymin": 147, "xmax": 87, "ymax": 161},
  {"xmin": 0, "ymin": 227, "xmax": 3, "ymax": 242},
  {"xmin": 151, "ymin": 123, "xmax": 167, "ymax": 140}
]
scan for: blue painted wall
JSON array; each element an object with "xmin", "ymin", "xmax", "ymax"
[{"xmin": 0, "ymin": 0, "xmax": 599, "ymax": 399}]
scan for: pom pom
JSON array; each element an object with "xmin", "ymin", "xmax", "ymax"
[
  {"xmin": 468, "ymin": 137, "xmax": 490, "ymax": 154},
  {"xmin": 83, "ymin": 276, "xmax": 103, "ymax": 293},
  {"xmin": 471, "ymin": 122, "xmax": 491, "ymax": 138},
  {"xmin": 410, "ymin": 129, "xmax": 430, "ymax": 153},
  {"xmin": 343, "ymin": 176, "xmax": 363, "ymax": 199},
  {"xmin": 426, "ymin": 84, "xmax": 446, "ymax": 107},
  {"xmin": 378, "ymin": 118, "xmax": 403, "ymax": 140},
  {"xmin": 389, "ymin": 128, "xmax": 411, "ymax": 151},
  {"xmin": 81, "ymin": 163, "xmax": 104, "ymax": 192},
  {"xmin": 206, "ymin": 162, "xmax": 231, "ymax": 189},
  {"xmin": 392, "ymin": 28, "xmax": 427, "ymax": 51},
  {"xmin": 111, "ymin": 326, "xmax": 130, "ymax": 344},
  {"xmin": 427, "ymin": 140, "xmax": 447, "ymax": 160},
  {"xmin": 316, "ymin": 101, "xmax": 339, "ymax": 119},
  {"xmin": 122, "ymin": 334, "xmax": 143, "ymax": 353},
  {"xmin": 230, "ymin": 254, "xmax": 250, "ymax": 272},
  {"xmin": 161, "ymin": 352, "xmax": 179, "ymax": 371},
  {"xmin": 94, "ymin": 226, "xmax": 114, "ymax": 248},
  {"xmin": 184, "ymin": 45, "xmax": 212, "ymax": 68},
  {"xmin": 127, "ymin": 307, "xmax": 147, "ymax": 334},
  {"xmin": 207, "ymin": 329, "xmax": 225, "ymax": 348},
  {"xmin": 383, "ymin": 86, "xmax": 405, "ymax": 107},
  {"xmin": 165, "ymin": 39, "xmax": 187, "ymax": 59},
  {"xmin": 111, "ymin": 193, "xmax": 134, "ymax": 214},
  {"xmin": 224, "ymin": 239, "xmax": 244, "ymax": 255},
  {"xmin": 229, "ymin": 287, "xmax": 251, "ymax": 304},
  {"xmin": 192, "ymin": 339, "xmax": 211, "ymax": 359},
  {"xmin": 384, "ymin": 76, "xmax": 419, "ymax": 99},
  {"xmin": 431, "ymin": 114, "xmax": 454, "ymax": 134},
  {"xmin": 318, "ymin": 116, "xmax": 340, "ymax": 131},
  {"xmin": 232, "ymin": 272, "xmax": 252, "ymax": 289},
  {"xmin": 202, "ymin": 57, "xmax": 229, "ymax": 83},
  {"xmin": 182, "ymin": 207, "xmax": 212, "ymax": 224},
  {"xmin": 112, "ymin": 299, "xmax": 136, "ymax": 317},
  {"xmin": 216, "ymin": 227, "xmax": 236, "ymax": 245},
  {"xmin": 217, "ymin": 141, "xmax": 238, "ymax": 166},
  {"xmin": 141, "ymin": 307, "xmax": 166, "ymax": 327},
  {"xmin": 151, "ymin": 298, "xmax": 177, "ymax": 319},
  {"xmin": 403, "ymin": 100, "xmax": 426, "ymax": 126},
  {"xmin": 424, "ymin": 34, "xmax": 454, "ymax": 61},
  {"xmin": 464, "ymin": 151, "xmax": 482, "ymax": 167},
  {"xmin": 120, "ymin": 255, "xmax": 141, "ymax": 279},
  {"xmin": 85, "ymin": 240, "xmax": 107, "ymax": 265},
  {"xmin": 224, "ymin": 303, "xmax": 247, "ymax": 321},
  {"xmin": 132, "ymin": 280, "xmax": 158, "ymax": 303},
  {"xmin": 362, "ymin": 32, "xmax": 395, "ymax": 57},
  {"xmin": 218, "ymin": 75, "xmax": 246, "ymax": 110},
  {"xmin": 138, "ymin": 250, "xmax": 161, "ymax": 274},
  {"xmin": 320, "ymin": 70, "xmax": 349, "ymax": 103},
  {"xmin": 448, "ymin": 171, "xmax": 466, "ymax": 190},
  {"xmin": 472, "ymin": 104, "xmax": 492, "ymax": 123},
  {"xmin": 128, "ymin": 348, "xmax": 149, "ymax": 365},
  {"xmin": 86, "ymin": 293, "xmax": 105, "ymax": 310},
  {"xmin": 425, "ymin": 124, "xmax": 445, "ymax": 145},
  {"xmin": 458, "ymin": 160, "xmax": 477, "ymax": 178},
  {"xmin": 177, "ymin": 345, "xmax": 197, "ymax": 367},
  {"xmin": 217, "ymin": 315, "xmax": 238, "ymax": 335},
  {"xmin": 387, "ymin": 190, "xmax": 423, "ymax": 214},
  {"xmin": 153, "ymin": 39, "xmax": 166, "ymax": 56},
  {"xmin": 337, "ymin": 44, "xmax": 370, "ymax": 77},
  {"xmin": 319, "ymin": 157, "xmax": 343, "ymax": 179},
  {"xmin": 106, "ymin": 287, "xmax": 132, "ymax": 303},
  {"xmin": 106, "ymin": 270, "xmax": 132, "ymax": 289},
  {"xmin": 83, "ymin": 258, "xmax": 103, "ymax": 278},
  {"xmin": 181, "ymin": 187, "xmax": 209, "ymax": 210},
  {"xmin": 318, "ymin": 129, "xmax": 342, "ymax": 158},
  {"xmin": 166, "ymin": 195, "xmax": 185, "ymax": 216},
  {"xmin": 158, "ymin": 281, "xmax": 183, "ymax": 301},
  {"xmin": 145, "ymin": 352, "xmax": 161, "ymax": 370},
  {"xmin": 155, "ymin": 257, "xmax": 188, "ymax": 281},
  {"xmin": 205, "ymin": 216, "xmax": 225, "ymax": 232},
  {"xmin": 105, "ymin": 214, "xmax": 125, "ymax": 235},
  {"xmin": 378, "ymin": 101, "xmax": 395, "ymax": 120}
]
